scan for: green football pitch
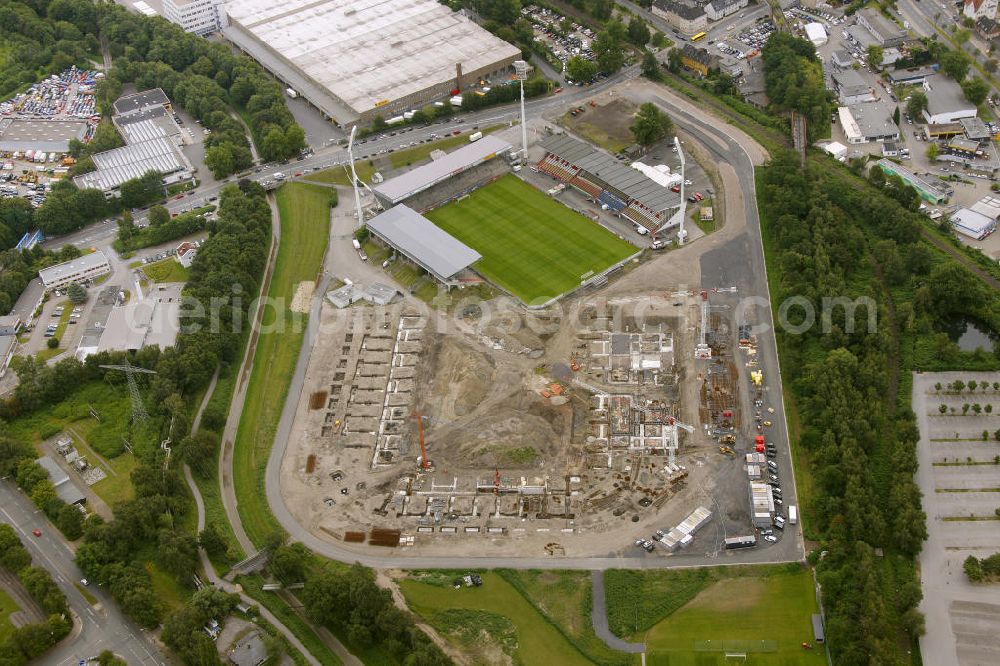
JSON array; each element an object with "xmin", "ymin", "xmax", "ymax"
[{"xmin": 425, "ymin": 175, "xmax": 637, "ymax": 303}]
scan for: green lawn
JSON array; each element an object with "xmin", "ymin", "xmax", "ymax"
[
  {"xmin": 143, "ymin": 258, "xmax": 190, "ymax": 283},
  {"xmin": 640, "ymin": 569, "xmax": 825, "ymax": 666},
  {"xmin": 232, "ymin": 182, "xmax": 330, "ymax": 547},
  {"xmin": 0, "ymin": 585, "xmax": 20, "ymax": 643},
  {"xmin": 401, "ymin": 572, "xmax": 592, "ymax": 665},
  {"xmin": 305, "ymin": 161, "xmax": 374, "ymax": 186},
  {"xmin": 387, "ymin": 125, "xmax": 504, "ymax": 169},
  {"xmin": 89, "ymin": 451, "xmax": 139, "ymax": 507},
  {"xmin": 425, "ymin": 175, "xmax": 637, "ymax": 303}
]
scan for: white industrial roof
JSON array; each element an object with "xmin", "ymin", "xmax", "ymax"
[
  {"xmin": 373, "ymin": 135, "xmax": 512, "ymax": 204},
  {"xmin": 38, "ymin": 250, "xmax": 110, "ymax": 286},
  {"xmin": 952, "ymin": 208, "xmax": 995, "ymax": 236},
  {"xmin": 824, "ymin": 141, "xmax": 847, "ymax": 157},
  {"xmin": 74, "ymin": 137, "xmax": 189, "ymax": 191},
  {"xmin": 97, "ymin": 285, "xmax": 182, "ymax": 353},
  {"xmin": 805, "ymin": 22, "xmax": 827, "ymax": 45},
  {"xmin": 223, "ymin": 0, "xmax": 521, "ymax": 119},
  {"xmin": 366, "ymin": 205, "xmax": 480, "ymax": 280},
  {"xmin": 970, "ymin": 195, "xmax": 1000, "ymax": 221}
]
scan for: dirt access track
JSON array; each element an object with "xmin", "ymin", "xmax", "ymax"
[{"xmin": 267, "ymin": 77, "xmax": 803, "ymax": 569}]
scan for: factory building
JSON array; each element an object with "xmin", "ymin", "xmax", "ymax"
[
  {"xmin": 220, "ymin": 0, "xmax": 521, "ymax": 125},
  {"xmin": 922, "ymin": 75, "xmax": 978, "ymax": 125},
  {"xmin": 38, "ymin": 250, "xmax": 111, "ymax": 290},
  {"xmin": 857, "ymin": 8, "xmax": 906, "ymax": 48}
]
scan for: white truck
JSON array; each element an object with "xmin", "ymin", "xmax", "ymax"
[
  {"xmin": 788, "ymin": 505, "xmax": 798, "ymax": 525},
  {"xmin": 469, "ymin": 131, "xmax": 483, "ymax": 142},
  {"xmin": 352, "ymin": 239, "xmax": 368, "ymax": 262},
  {"xmin": 286, "ymin": 88, "xmax": 298, "ymax": 99}
]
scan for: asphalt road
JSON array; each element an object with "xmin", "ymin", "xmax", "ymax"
[
  {"xmin": 0, "ymin": 481, "xmax": 166, "ymax": 666},
  {"xmin": 259, "ymin": 80, "xmax": 806, "ymax": 570}
]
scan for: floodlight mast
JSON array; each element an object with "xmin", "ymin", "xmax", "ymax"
[
  {"xmin": 514, "ymin": 60, "xmax": 530, "ymax": 160},
  {"xmin": 348, "ymin": 125, "xmax": 364, "ymax": 228},
  {"xmin": 675, "ymin": 136, "xmax": 686, "ymax": 245}
]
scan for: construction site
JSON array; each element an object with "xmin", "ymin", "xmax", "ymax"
[{"xmin": 278, "ymin": 274, "xmax": 782, "ymax": 558}]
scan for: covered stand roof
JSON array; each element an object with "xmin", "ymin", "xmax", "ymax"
[{"xmin": 366, "ymin": 205, "xmax": 481, "ymax": 281}]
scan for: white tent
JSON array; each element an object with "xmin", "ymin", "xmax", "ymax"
[{"xmin": 805, "ymin": 22, "xmax": 828, "ymax": 46}]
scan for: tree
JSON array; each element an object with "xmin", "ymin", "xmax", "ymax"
[
  {"xmin": 155, "ymin": 529, "xmax": 199, "ymax": 581},
  {"xmin": 963, "ymin": 403, "xmax": 971, "ymax": 414},
  {"xmin": 954, "ymin": 380, "xmax": 966, "ymax": 392},
  {"xmin": 46, "ymin": 337, "xmax": 59, "ymax": 350},
  {"xmin": 965, "ymin": 555, "xmax": 984, "ymax": 581},
  {"xmin": 667, "ymin": 47, "xmax": 683, "ymax": 73},
  {"xmin": 593, "ymin": 30, "xmax": 625, "ymax": 73},
  {"xmin": 987, "ymin": 404, "xmax": 994, "ymax": 414},
  {"xmin": 954, "ymin": 28, "xmax": 971, "ymax": 45},
  {"xmin": 204, "ymin": 145, "xmax": 236, "ymax": 179},
  {"xmin": 148, "ymin": 205, "xmax": 170, "ymax": 227},
  {"xmin": 926, "ymin": 143, "xmax": 940, "ymax": 160},
  {"xmin": 198, "ymin": 524, "xmax": 228, "ymax": 557},
  {"xmin": 940, "ymin": 49, "xmax": 971, "ymax": 81},
  {"xmin": 270, "ymin": 543, "xmax": 309, "ymax": 585},
  {"xmin": 907, "ymin": 91, "xmax": 928, "ymax": 119},
  {"xmin": 627, "ymin": 17, "xmax": 650, "ymax": 46},
  {"xmin": 987, "ymin": 58, "xmax": 999, "ymax": 74},
  {"xmin": 55, "ymin": 503, "xmax": 83, "ymax": 540},
  {"xmin": 939, "ymin": 404, "xmax": 948, "ymax": 414},
  {"xmin": 893, "ymin": 106, "xmax": 900, "ymax": 127},
  {"xmin": 970, "ymin": 380, "xmax": 979, "ymax": 392},
  {"xmin": 868, "ymin": 45, "xmax": 883, "ymax": 69},
  {"xmin": 96, "ymin": 650, "xmax": 127, "ymax": 666},
  {"xmin": 591, "ymin": 0, "xmax": 613, "ymax": 21},
  {"xmin": 642, "ymin": 50, "xmax": 661, "ymax": 80},
  {"xmin": 66, "ymin": 282, "xmax": 87, "ymax": 304},
  {"xmin": 973, "ymin": 403, "xmax": 983, "ymax": 414},
  {"xmin": 630, "ymin": 103, "xmax": 673, "ymax": 146},
  {"xmin": 566, "ymin": 56, "xmax": 598, "ymax": 83},
  {"xmin": 962, "ymin": 77, "xmax": 990, "ymax": 105},
  {"xmin": 935, "ymin": 382, "xmax": 942, "ymax": 392}
]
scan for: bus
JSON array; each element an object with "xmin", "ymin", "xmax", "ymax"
[
  {"xmin": 691, "ymin": 31, "xmax": 707, "ymax": 42},
  {"xmin": 724, "ymin": 535, "xmax": 757, "ymax": 550}
]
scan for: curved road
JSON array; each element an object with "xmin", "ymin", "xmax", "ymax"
[
  {"xmin": 590, "ymin": 570, "xmax": 646, "ymax": 653},
  {"xmin": 259, "ymin": 79, "xmax": 807, "ymax": 570}
]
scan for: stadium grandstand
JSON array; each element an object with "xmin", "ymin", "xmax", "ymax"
[
  {"xmin": 373, "ymin": 135, "xmax": 513, "ymax": 210},
  {"xmin": 536, "ymin": 134, "xmax": 680, "ymax": 232},
  {"xmin": 366, "ymin": 205, "xmax": 481, "ymax": 284}
]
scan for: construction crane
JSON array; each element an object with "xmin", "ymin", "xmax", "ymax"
[
  {"xmin": 665, "ymin": 416, "xmax": 695, "ymax": 467},
  {"xmin": 694, "ymin": 287, "xmax": 737, "ymax": 360},
  {"xmin": 411, "ymin": 411, "xmax": 433, "ymax": 471},
  {"xmin": 99, "ymin": 360, "xmax": 157, "ymax": 425}
]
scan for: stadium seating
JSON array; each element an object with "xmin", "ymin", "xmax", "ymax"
[
  {"xmin": 623, "ymin": 203, "xmax": 659, "ymax": 231},
  {"xmin": 569, "ymin": 174, "xmax": 602, "ymax": 198},
  {"xmin": 598, "ymin": 190, "xmax": 627, "ymax": 212},
  {"xmin": 537, "ymin": 155, "xmax": 577, "ymax": 181}
]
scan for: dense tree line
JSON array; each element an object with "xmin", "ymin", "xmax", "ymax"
[
  {"xmin": 761, "ymin": 33, "xmax": 832, "ymax": 140},
  {"xmin": 964, "ymin": 552, "xmax": 1000, "ymax": 582},
  {"xmin": 0, "ymin": 524, "xmax": 72, "ymax": 665},
  {"xmin": 757, "ymin": 148, "xmax": 1000, "ymax": 663},
  {"xmin": 299, "ymin": 560, "xmax": 451, "ymax": 665},
  {"xmin": 14, "ymin": 458, "xmax": 84, "ymax": 539},
  {"xmin": 0, "ymin": 0, "xmax": 99, "ymax": 99}
]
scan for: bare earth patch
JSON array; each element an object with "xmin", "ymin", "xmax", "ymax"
[{"xmin": 290, "ymin": 281, "xmax": 315, "ymax": 313}]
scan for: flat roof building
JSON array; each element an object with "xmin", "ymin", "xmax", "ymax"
[
  {"xmin": 960, "ymin": 117, "xmax": 993, "ymax": 140},
  {"xmin": 113, "ymin": 107, "xmax": 182, "ymax": 144},
  {"xmin": 858, "ymin": 8, "xmax": 906, "ymax": 47},
  {"xmin": 373, "ymin": 135, "xmax": 512, "ymax": 206},
  {"xmin": 876, "ymin": 158, "xmax": 953, "ymax": 203},
  {"xmin": 804, "ymin": 22, "xmax": 828, "ymax": 46},
  {"xmin": 113, "ymin": 89, "xmax": 171, "ymax": 116},
  {"xmin": 839, "ymin": 103, "xmax": 899, "ymax": 144},
  {"xmin": 951, "ymin": 208, "xmax": 997, "ymax": 239},
  {"xmin": 36, "ymin": 456, "xmax": 86, "ymax": 506},
  {"xmin": 221, "ymin": 0, "xmax": 521, "ymax": 124},
  {"xmin": 0, "ymin": 118, "xmax": 88, "ymax": 153},
  {"xmin": 38, "ymin": 250, "xmax": 111, "ymax": 290},
  {"xmin": 95, "ymin": 284, "xmax": 183, "ymax": 354},
  {"xmin": 922, "ymin": 75, "xmax": 978, "ymax": 125},
  {"xmin": 887, "ymin": 67, "xmax": 937, "ymax": 86},
  {"xmin": 833, "ymin": 69, "xmax": 875, "ymax": 105},
  {"xmin": 366, "ymin": 205, "xmax": 481, "ymax": 283},
  {"xmin": 73, "ymin": 136, "xmax": 193, "ymax": 194}
]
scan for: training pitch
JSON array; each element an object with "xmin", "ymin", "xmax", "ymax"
[{"xmin": 425, "ymin": 175, "xmax": 637, "ymax": 303}]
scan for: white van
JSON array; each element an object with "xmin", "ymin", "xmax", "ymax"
[{"xmin": 788, "ymin": 505, "xmax": 798, "ymax": 524}]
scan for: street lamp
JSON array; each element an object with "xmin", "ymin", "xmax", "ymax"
[{"xmin": 347, "ymin": 125, "xmax": 364, "ymax": 228}]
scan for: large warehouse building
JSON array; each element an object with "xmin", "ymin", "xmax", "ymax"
[{"xmin": 221, "ymin": 0, "xmax": 522, "ymax": 125}]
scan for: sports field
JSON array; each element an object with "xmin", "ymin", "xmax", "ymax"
[
  {"xmin": 640, "ymin": 569, "xmax": 825, "ymax": 665},
  {"xmin": 425, "ymin": 175, "xmax": 636, "ymax": 303}
]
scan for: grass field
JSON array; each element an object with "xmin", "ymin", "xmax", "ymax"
[
  {"xmin": 387, "ymin": 125, "xmax": 504, "ymax": 169},
  {"xmin": 636, "ymin": 569, "xmax": 825, "ymax": 666},
  {"xmin": 401, "ymin": 572, "xmax": 593, "ymax": 665},
  {"xmin": 0, "ymin": 586, "xmax": 20, "ymax": 643},
  {"xmin": 232, "ymin": 182, "xmax": 330, "ymax": 546},
  {"xmin": 305, "ymin": 161, "xmax": 375, "ymax": 186},
  {"xmin": 425, "ymin": 175, "xmax": 636, "ymax": 303},
  {"xmin": 143, "ymin": 258, "xmax": 189, "ymax": 283}
]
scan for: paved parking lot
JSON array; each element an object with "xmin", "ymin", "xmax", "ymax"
[{"xmin": 914, "ymin": 372, "xmax": 1000, "ymax": 666}]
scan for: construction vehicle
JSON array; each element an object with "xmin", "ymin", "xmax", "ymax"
[
  {"xmin": 60, "ymin": 156, "xmax": 76, "ymax": 167},
  {"xmin": 411, "ymin": 411, "xmax": 434, "ymax": 471},
  {"xmin": 751, "ymin": 370, "xmax": 763, "ymax": 387},
  {"xmin": 718, "ymin": 445, "xmax": 735, "ymax": 457},
  {"xmin": 570, "ymin": 356, "xmax": 580, "ymax": 372},
  {"xmin": 720, "ymin": 434, "xmax": 736, "ymax": 445}
]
